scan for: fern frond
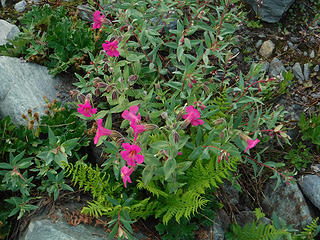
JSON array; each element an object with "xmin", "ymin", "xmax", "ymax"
[
  {"xmin": 294, "ymin": 217, "xmax": 319, "ymax": 240},
  {"xmin": 137, "ymin": 180, "xmax": 168, "ymax": 198},
  {"xmin": 187, "ymin": 156, "xmax": 239, "ymax": 194},
  {"xmin": 156, "ymin": 190, "xmax": 209, "ymax": 225}
]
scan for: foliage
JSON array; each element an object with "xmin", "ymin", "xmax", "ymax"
[
  {"xmin": 299, "ymin": 109, "xmax": 320, "ymax": 146},
  {"xmin": 0, "ymin": 100, "xmax": 88, "ymax": 237},
  {"xmin": 0, "ymin": 4, "xmax": 95, "ymax": 76},
  {"xmin": 226, "ymin": 208, "xmax": 320, "ymax": 240},
  {"xmin": 284, "ymin": 142, "xmax": 312, "ymax": 171}
]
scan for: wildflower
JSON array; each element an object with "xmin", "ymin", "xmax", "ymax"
[
  {"xmin": 102, "ymin": 40, "xmax": 119, "ymax": 57},
  {"xmin": 131, "ymin": 121, "xmax": 146, "ymax": 142},
  {"xmin": 244, "ymin": 139, "xmax": 260, "ymax": 153},
  {"xmin": 77, "ymin": 100, "xmax": 97, "ymax": 117},
  {"xmin": 182, "ymin": 105, "xmax": 204, "ymax": 126},
  {"xmin": 121, "ymin": 143, "xmax": 144, "ymax": 167},
  {"xmin": 122, "ymin": 105, "xmax": 141, "ymax": 124},
  {"xmin": 94, "ymin": 119, "xmax": 112, "ymax": 144},
  {"xmin": 92, "ymin": 10, "xmax": 105, "ymax": 29},
  {"xmin": 178, "ymin": 151, "xmax": 182, "ymax": 155},
  {"xmin": 121, "ymin": 166, "xmax": 134, "ymax": 188}
]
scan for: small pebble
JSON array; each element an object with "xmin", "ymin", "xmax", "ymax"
[
  {"xmin": 14, "ymin": 0, "xmax": 26, "ymax": 12},
  {"xmin": 255, "ymin": 39, "xmax": 263, "ymax": 49},
  {"xmin": 303, "ymin": 51, "xmax": 308, "ymax": 57},
  {"xmin": 259, "ymin": 40, "xmax": 275, "ymax": 58},
  {"xmin": 292, "ymin": 62, "xmax": 304, "ymax": 83},
  {"xmin": 310, "ymin": 50, "xmax": 315, "ymax": 58},
  {"xmin": 304, "ymin": 63, "xmax": 310, "ymax": 81},
  {"xmin": 314, "ymin": 65, "xmax": 319, "ymax": 72},
  {"xmin": 288, "ymin": 41, "xmax": 295, "ymax": 49}
]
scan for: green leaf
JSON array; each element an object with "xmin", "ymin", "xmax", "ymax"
[
  {"xmin": 0, "ymin": 163, "xmax": 12, "ymax": 169},
  {"xmin": 164, "ymin": 158, "xmax": 176, "ymax": 180}
]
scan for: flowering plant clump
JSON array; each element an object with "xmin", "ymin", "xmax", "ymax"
[
  {"xmin": 67, "ymin": 0, "xmax": 296, "ymax": 238},
  {"xmin": 77, "ymin": 100, "xmax": 97, "ymax": 117},
  {"xmin": 92, "ymin": 10, "xmax": 105, "ymax": 29}
]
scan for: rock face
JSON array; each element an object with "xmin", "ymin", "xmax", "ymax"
[
  {"xmin": 0, "ymin": 56, "xmax": 66, "ymax": 125},
  {"xmin": 262, "ymin": 180, "xmax": 313, "ymax": 229},
  {"xmin": 299, "ymin": 175, "xmax": 320, "ymax": 211},
  {"xmin": 20, "ymin": 217, "xmax": 108, "ymax": 240},
  {"xmin": 0, "ymin": 19, "xmax": 20, "ymax": 46},
  {"xmin": 243, "ymin": 0, "xmax": 296, "ymax": 23},
  {"xmin": 212, "ymin": 209, "xmax": 231, "ymax": 240}
]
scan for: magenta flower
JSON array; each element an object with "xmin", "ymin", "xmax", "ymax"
[
  {"xmin": 122, "ymin": 105, "xmax": 141, "ymax": 124},
  {"xmin": 93, "ymin": 10, "xmax": 105, "ymax": 29},
  {"xmin": 94, "ymin": 119, "xmax": 112, "ymax": 144},
  {"xmin": 121, "ymin": 143, "xmax": 144, "ymax": 167},
  {"xmin": 182, "ymin": 105, "xmax": 204, "ymax": 126},
  {"xmin": 131, "ymin": 121, "xmax": 146, "ymax": 142},
  {"xmin": 121, "ymin": 166, "xmax": 134, "ymax": 188},
  {"xmin": 77, "ymin": 100, "xmax": 97, "ymax": 117},
  {"xmin": 102, "ymin": 40, "xmax": 119, "ymax": 57},
  {"xmin": 244, "ymin": 139, "xmax": 260, "ymax": 153}
]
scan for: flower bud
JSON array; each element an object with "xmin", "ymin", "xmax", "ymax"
[
  {"xmin": 161, "ymin": 112, "xmax": 168, "ymax": 120},
  {"xmin": 118, "ymin": 77, "xmax": 123, "ymax": 83},
  {"xmin": 21, "ymin": 114, "xmax": 27, "ymax": 120},
  {"xmin": 145, "ymin": 113, "xmax": 150, "ymax": 122},
  {"xmin": 128, "ymin": 75, "xmax": 138, "ymax": 82},
  {"xmin": 176, "ymin": 111, "xmax": 184, "ymax": 121},
  {"xmin": 28, "ymin": 109, "xmax": 32, "ymax": 117},
  {"xmin": 34, "ymin": 112, "xmax": 39, "ymax": 122},
  {"xmin": 97, "ymin": 82, "xmax": 108, "ymax": 88},
  {"xmin": 173, "ymin": 130, "xmax": 180, "ymax": 143},
  {"xmin": 112, "ymin": 91, "xmax": 118, "ymax": 100},
  {"xmin": 213, "ymin": 118, "xmax": 225, "ymax": 125},
  {"xmin": 145, "ymin": 124, "xmax": 158, "ymax": 131},
  {"xmin": 43, "ymin": 96, "xmax": 48, "ymax": 103},
  {"xmin": 95, "ymin": 88, "xmax": 101, "ymax": 96},
  {"xmin": 156, "ymin": 82, "xmax": 160, "ymax": 89},
  {"xmin": 52, "ymin": 99, "xmax": 57, "ymax": 105}
]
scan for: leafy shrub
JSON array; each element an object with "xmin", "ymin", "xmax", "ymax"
[{"xmin": 0, "ymin": 4, "xmax": 95, "ymax": 76}]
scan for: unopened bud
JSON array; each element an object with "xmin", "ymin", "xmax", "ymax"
[
  {"xmin": 173, "ymin": 131, "xmax": 180, "ymax": 143},
  {"xmin": 21, "ymin": 114, "xmax": 27, "ymax": 120},
  {"xmin": 203, "ymin": 84, "xmax": 210, "ymax": 94},
  {"xmin": 52, "ymin": 99, "xmax": 57, "ymax": 105},
  {"xmin": 145, "ymin": 113, "xmax": 150, "ymax": 122},
  {"xmin": 60, "ymin": 107, "xmax": 66, "ymax": 112},
  {"xmin": 144, "ymin": 124, "xmax": 158, "ymax": 131},
  {"xmin": 156, "ymin": 82, "xmax": 160, "ymax": 89},
  {"xmin": 93, "ymin": 77, "xmax": 102, "ymax": 85},
  {"xmin": 97, "ymin": 82, "xmax": 108, "ymax": 88},
  {"xmin": 45, "ymin": 110, "xmax": 50, "ymax": 115},
  {"xmin": 28, "ymin": 109, "xmax": 32, "ymax": 117},
  {"xmin": 161, "ymin": 112, "xmax": 168, "ymax": 119},
  {"xmin": 128, "ymin": 75, "xmax": 138, "ymax": 82},
  {"xmin": 95, "ymin": 88, "xmax": 101, "ymax": 96},
  {"xmin": 34, "ymin": 112, "xmax": 39, "ymax": 122},
  {"xmin": 118, "ymin": 77, "xmax": 123, "ymax": 83},
  {"xmin": 112, "ymin": 91, "xmax": 118, "ymax": 100},
  {"xmin": 43, "ymin": 96, "xmax": 48, "ymax": 103},
  {"xmin": 213, "ymin": 118, "xmax": 225, "ymax": 125},
  {"xmin": 176, "ymin": 111, "xmax": 184, "ymax": 121},
  {"xmin": 85, "ymin": 94, "xmax": 92, "ymax": 102},
  {"xmin": 47, "ymin": 103, "xmax": 52, "ymax": 109}
]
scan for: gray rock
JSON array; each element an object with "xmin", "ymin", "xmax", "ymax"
[
  {"xmin": 304, "ymin": 63, "xmax": 310, "ymax": 81},
  {"xmin": 292, "ymin": 62, "xmax": 304, "ymax": 83},
  {"xmin": 299, "ymin": 175, "xmax": 320, "ymax": 211},
  {"xmin": 14, "ymin": 0, "xmax": 26, "ymax": 12},
  {"xmin": 212, "ymin": 209, "xmax": 230, "ymax": 240},
  {"xmin": 20, "ymin": 217, "xmax": 108, "ymax": 240},
  {"xmin": 262, "ymin": 179, "xmax": 313, "ymax": 229},
  {"xmin": 314, "ymin": 65, "xmax": 319, "ymax": 72},
  {"xmin": 77, "ymin": 4, "xmax": 93, "ymax": 22},
  {"xmin": 268, "ymin": 57, "xmax": 285, "ymax": 77},
  {"xmin": 288, "ymin": 41, "xmax": 295, "ymax": 49},
  {"xmin": 290, "ymin": 37, "xmax": 300, "ymax": 43},
  {"xmin": 303, "ymin": 51, "xmax": 308, "ymax": 57},
  {"xmin": 0, "ymin": 19, "xmax": 20, "ymax": 46},
  {"xmin": 259, "ymin": 40, "xmax": 275, "ymax": 58},
  {"xmin": 0, "ymin": 56, "xmax": 66, "ymax": 125},
  {"xmin": 310, "ymin": 50, "xmax": 315, "ymax": 58},
  {"xmin": 261, "ymin": 62, "xmax": 270, "ymax": 73},
  {"xmin": 243, "ymin": 0, "xmax": 295, "ymax": 23},
  {"xmin": 221, "ymin": 181, "xmax": 239, "ymax": 205},
  {"xmin": 255, "ymin": 39, "xmax": 263, "ymax": 49}
]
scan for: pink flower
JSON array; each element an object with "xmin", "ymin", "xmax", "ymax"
[
  {"xmin": 77, "ymin": 100, "xmax": 97, "ymax": 117},
  {"xmin": 244, "ymin": 139, "xmax": 260, "ymax": 153},
  {"xmin": 121, "ymin": 143, "xmax": 144, "ymax": 167},
  {"xmin": 178, "ymin": 151, "xmax": 182, "ymax": 155},
  {"xmin": 182, "ymin": 106, "xmax": 204, "ymax": 126},
  {"xmin": 121, "ymin": 166, "xmax": 134, "ymax": 188},
  {"xmin": 131, "ymin": 121, "xmax": 146, "ymax": 142},
  {"xmin": 94, "ymin": 119, "xmax": 112, "ymax": 144},
  {"xmin": 121, "ymin": 105, "xmax": 141, "ymax": 124},
  {"xmin": 93, "ymin": 10, "xmax": 105, "ymax": 29},
  {"xmin": 102, "ymin": 40, "xmax": 119, "ymax": 57}
]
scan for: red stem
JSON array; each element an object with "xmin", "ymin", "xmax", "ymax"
[{"xmin": 233, "ymin": 79, "xmax": 270, "ymax": 104}]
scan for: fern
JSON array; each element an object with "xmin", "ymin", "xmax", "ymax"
[
  {"xmin": 137, "ymin": 180, "xmax": 168, "ymax": 198},
  {"xmin": 186, "ymin": 156, "xmax": 239, "ymax": 194},
  {"xmin": 228, "ymin": 221, "xmax": 290, "ymax": 240},
  {"xmin": 293, "ymin": 217, "xmax": 320, "ymax": 240},
  {"xmin": 155, "ymin": 190, "xmax": 209, "ymax": 224}
]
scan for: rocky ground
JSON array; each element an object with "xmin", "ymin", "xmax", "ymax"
[{"xmin": 0, "ymin": 0, "xmax": 320, "ymax": 239}]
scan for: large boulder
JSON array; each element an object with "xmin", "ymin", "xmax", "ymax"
[
  {"xmin": 243, "ymin": 0, "xmax": 296, "ymax": 23},
  {"xmin": 0, "ymin": 56, "xmax": 71, "ymax": 125},
  {"xmin": 299, "ymin": 175, "xmax": 320, "ymax": 211},
  {"xmin": 0, "ymin": 19, "xmax": 20, "ymax": 46},
  {"xmin": 262, "ymin": 179, "xmax": 313, "ymax": 229}
]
